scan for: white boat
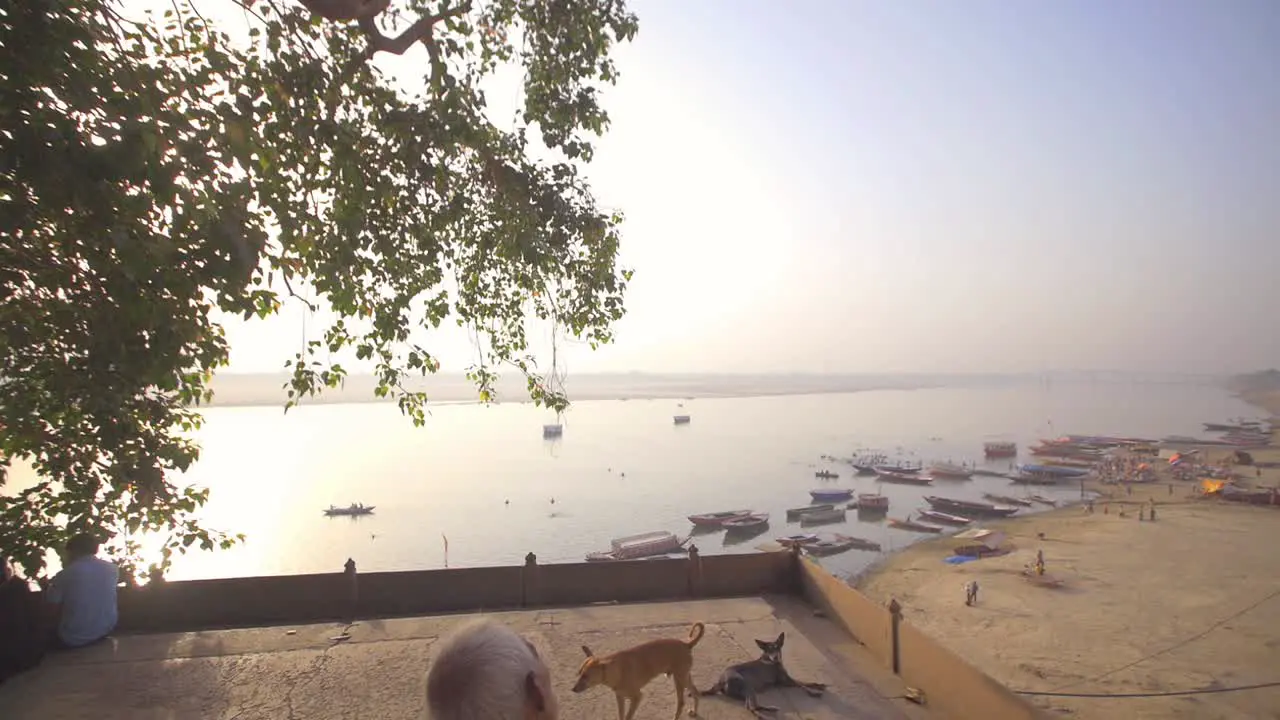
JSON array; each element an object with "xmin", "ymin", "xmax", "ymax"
[
  {"xmin": 586, "ymin": 531, "xmax": 686, "ymax": 561},
  {"xmin": 324, "ymin": 503, "xmax": 375, "ymax": 516},
  {"xmin": 673, "ymin": 415, "xmax": 691, "ymax": 425},
  {"xmin": 927, "ymin": 462, "xmax": 973, "ymax": 479}
]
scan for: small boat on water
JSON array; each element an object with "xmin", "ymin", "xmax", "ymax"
[
  {"xmin": 803, "ymin": 533, "xmax": 881, "ymax": 556},
  {"xmin": 852, "ymin": 463, "xmax": 879, "ymax": 475},
  {"xmin": 877, "ymin": 469, "xmax": 934, "ymax": 486},
  {"xmin": 776, "ymin": 533, "xmax": 820, "ymax": 549},
  {"xmin": 324, "ymin": 503, "xmax": 375, "ymax": 516},
  {"xmin": 723, "ymin": 513, "xmax": 770, "ymax": 532},
  {"xmin": 586, "ymin": 531, "xmax": 686, "ymax": 562},
  {"xmin": 542, "ymin": 423, "xmax": 563, "ymax": 439},
  {"xmin": 856, "ymin": 493, "xmax": 890, "ymax": 511},
  {"xmin": 983, "ymin": 493, "xmax": 1033, "ymax": 507},
  {"xmin": 1021, "ymin": 464, "xmax": 1091, "ymax": 478},
  {"xmin": 673, "ymin": 414, "xmax": 691, "ymax": 425},
  {"xmin": 1009, "ymin": 473, "xmax": 1061, "ymax": 486},
  {"xmin": 927, "ymin": 462, "xmax": 973, "ymax": 479},
  {"xmin": 888, "ymin": 517, "xmax": 944, "ymax": 534},
  {"xmin": 814, "ymin": 470, "xmax": 839, "ymax": 479},
  {"xmin": 984, "ymin": 441, "xmax": 1018, "ymax": 458},
  {"xmin": 1027, "ymin": 494, "xmax": 1057, "ymax": 506},
  {"xmin": 875, "ymin": 464, "xmax": 921, "ymax": 475},
  {"xmin": 688, "ymin": 510, "xmax": 752, "ymax": 527},
  {"xmin": 809, "ymin": 488, "xmax": 855, "ymax": 502},
  {"xmin": 923, "ymin": 496, "xmax": 1019, "ymax": 518},
  {"xmin": 918, "ymin": 509, "xmax": 973, "ymax": 526},
  {"xmin": 799, "ymin": 507, "xmax": 847, "ymax": 526},
  {"xmin": 785, "ymin": 503, "xmax": 835, "ymax": 519}
]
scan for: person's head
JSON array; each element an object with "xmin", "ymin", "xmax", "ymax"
[
  {"xmin": 65, "ymin": 533, "xmax": 101, "ymax": 561},
  {"xmin": 426, "ymin": 620, "xmax": 557, "ymax": 720}
]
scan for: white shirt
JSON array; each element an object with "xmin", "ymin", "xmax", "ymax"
[{"xmin": 48, "ymin": 555, "xmax": 119, "ymax": 647}]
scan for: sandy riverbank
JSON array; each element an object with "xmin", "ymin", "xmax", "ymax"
[{"xmin": 858, "ymin": 442, "xmax": 1280, "ymax": 719}]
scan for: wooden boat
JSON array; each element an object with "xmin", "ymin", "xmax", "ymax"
[
  {"xmin": 852, "ymin": 463, "xmax": 879, "ymax": 475},
  {"xmin": 856, "ymin": 493, "xmax": 889, "ymax": 511},
  {"xmin": 802, "ymin": 533, "xmax": 881, "ymax": 557},
  {"xmin": 723, "ymin": 513, "xmax": 770, "ymax": 531},
  {"xmin": 809, "ymin": 488, "xmax": 855, "ymax": 502},
  {"xmin": 984, "ymin": 441, "xmax": 1018, "ymax": 458},
  {"xmin": 1009, "ymin": 472, "xmax": 1061, "ymax": 486},
  {"xmin": 917, "ymin": 509, "xmax": 973, "ymax": 526},
  {"xmin": 927, "ymin": 462, "xmax": 973, "ymax": 479},
  {"xmin": 785, "ymin": 503, "xmax": 835, "ymax": 520},
  {"xmin": 1027, "ymin": 494, "xmax": 1057, "ymax": 506},
  {"xmin": 673, "ymin": 414, "xmax": 691, "ymax": 425},
  {"xmin": 877, "ymin": 469, "xmax": 934, "ymax": 486},
  {"xmin": 1020, "ymin": 464, "xmax": 1090, "ymax": 478},
  {"xmin": 775, "ymin": 533, "xmax": 820, "ymax": 549},
  {"xmin": 586, "ymin": 531, "xmax": 686, "ymax": 561},
  {"xmin": 799, "ymin": 508, "xmax": 847, "ymax": 526},
  {"xmin": 983, "ymin": 493, "xmax": 1033, "ymax": 507},
  {"xmin": 814, "ymin": 470, "xmax": 839, "ymax": 479},
  {"xmin": 874, "ymin": 464, "xmax": 921, "ymax": 474},
  {"xmin": 888, "ymin": 517, "xmax": 944, "ymax": 533},
  {"xmin": 687, "ymin": 510, "xmax": 752, "ymax": 527},
  {"xmin": 923, "ymin": 496, "xmax": 1019, "ymax": 518},
  {"xmin": 324, "ymin": 503, "xmax": 375, "ymax": 516}
]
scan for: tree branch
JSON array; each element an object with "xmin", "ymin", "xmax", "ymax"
[{"xmin": 357, "ymin": 2, "xmax": 471, "ymax": 60}]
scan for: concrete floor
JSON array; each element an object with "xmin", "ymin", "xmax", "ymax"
[{"xmin": 0, "ymin": 595, "xmax": 931, "ymax": 719}]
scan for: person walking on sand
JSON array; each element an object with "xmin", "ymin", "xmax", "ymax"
[{"xmin": 963, "ymin": 581, "xmax": 975, "ymax": 606}]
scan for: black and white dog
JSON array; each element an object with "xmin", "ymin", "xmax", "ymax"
[{"xmin": 700, "ymin": 632, "xmax": 827, "ymax": 717}]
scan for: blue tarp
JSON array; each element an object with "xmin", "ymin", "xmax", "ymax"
[{"xmin": 943, "ymin": 555, "xmax": 978, "ymax": 564}]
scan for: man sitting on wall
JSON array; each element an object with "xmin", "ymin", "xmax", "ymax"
[
  {"xmin": 0, "ymin": 555, "xmax": 45, "ymax": 683},
  {"xmin": 426, "ymin": 619, "xmax": 559, "ymax": 720},
  {"xmin": 44, "ymin": 533, "xmax": 119, "ymax": 649}
]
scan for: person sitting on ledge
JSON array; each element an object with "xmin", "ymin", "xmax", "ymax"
[
  {"xmin": 426, "ymin": 619, "xmax": 559, "ymax": 720},
  {"xmin": 0, "ymin": 555, "xmax": 45, "ymax": 684},
  {"xmin": 44, "ymin": 533, "xmax": 119, "ymax": 650}
]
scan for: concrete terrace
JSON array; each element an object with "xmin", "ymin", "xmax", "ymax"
[{"xmin": 0, "ymin": 596, "xmax": 930, "ymax": 720}]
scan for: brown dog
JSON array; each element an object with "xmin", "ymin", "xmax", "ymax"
[{"xmin": 572, "ymin": 621, "xmax": 705, "ymax": 720}]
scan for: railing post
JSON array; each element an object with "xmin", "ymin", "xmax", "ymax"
[
  {"xmin": 888, "ymin": 597, "xmax": 903, "ymax": 675},
  {"xmin": 344, "ymin": 558, "xmax": 358, "ymax": 621},
  {"xmin": 522, "ymin": 552, "xmax": 538, "ymax": 608},
  {"xmin": 687, "ymin": 545, "xmax": 702, "ymax": 598}
]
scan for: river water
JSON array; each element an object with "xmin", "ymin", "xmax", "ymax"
[{"xmin": 99, "ymin": 377, "xmax": 1249, "ymax": 582}]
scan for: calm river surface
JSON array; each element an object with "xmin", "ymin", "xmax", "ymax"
[{"xmin": 97, "ymin": 377, "xmax": 1250, "ymax": 582}]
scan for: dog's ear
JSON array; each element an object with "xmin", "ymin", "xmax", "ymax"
[
  {"xmin": 581, "ymin": 645, "xmax": 593, "ymax": 657},
  {"xmin": 776, "ymin": 632, "xmax": 786, "ymax": 646},
  {"xmin": 755, "ymin": 639, "xmax": 769, "ymax": 651}
]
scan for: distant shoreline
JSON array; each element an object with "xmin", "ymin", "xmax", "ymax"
[{"xmin": 205, "ymin": 371, "xmax": 1230, "ymax": 409}]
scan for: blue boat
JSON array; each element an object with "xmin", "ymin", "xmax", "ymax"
[
  {"xmin": 1020, "ymin": 464, "xmax": 1090, "ymax": 478},
  {"xmin": 809, "ymin": 488, "xmax": 855, "ymax": 501}
]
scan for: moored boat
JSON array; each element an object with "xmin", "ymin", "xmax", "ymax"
[
  {"xmin": 799, "ymin": 507, "xmax": 847, "ymax": 526},
  {"xmin": 775, "ymin": 533, "xmax": 820, "ymax": 549},
  {"xmin": 983, "ymin": 493, "xmax": 1033, "ymax": 507},
  {"xmin": 785, "ymin": 503, "xmax": 835, "ymax": 519},
  {"xmin": 877, "ymin": 469, "xmax": 934, "ymax": 486},
  {"xmin": 1020, "ymin": 464, "xmax": 1090, "ymax": 478},
  {"xmin": 803, "ymin": 533, "xmax": 881, "ymax": 556},
  {"xmin": 918, "ymin": 509, "xmax": 973, "ymax": 526},
  {"xmin": 687, "ymin": 510, "xmax": 753, "ymax": 527},
  {"xmin": 586, "ymin": 531, "xmax": 686, "ymax": 561},
  {"xmin": 814, "ymin": 470, "xmax": 839, "ymax": 479},
  {"xmin": 927, "ymin": 462, "xmax": 974, "ymax": 479},
  {"xmin": 673, "ymin": 414, "xmax": 691, "ymax": 425},
  {"xmin": 1027, "ymin": 494, "xmax": 1057, "ymax": 506},
  {"xmin": 856, "ymin": 493, "xmax": 889, "ymax": 511},
  {"xmin": 723, "ymin": 513, "xmax": 770, "ymax": 531},
  {"xmin": 888, "ymin": 517, "xmax": 944, "ymax": 533},
  {"xmin": 809, "ymin": 488, "xmax": 855, "ymax": 502},
  {"xmin": 923, "ymin": 495, "xmax": 1019, "ymax": 517}
]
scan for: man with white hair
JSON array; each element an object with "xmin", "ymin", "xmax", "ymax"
[{"xmin": 426, "ymin": 619, "xmax": 559, "ymax": 720}]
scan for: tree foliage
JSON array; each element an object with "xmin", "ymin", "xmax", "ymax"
[{"xmin": 0, "ymin": 0, "xmax": 636, "ymax": 579}]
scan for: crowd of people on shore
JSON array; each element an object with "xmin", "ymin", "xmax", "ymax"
[{"xmin": 0, "ymin": 533, "xmax": 120, "ymax": 686}]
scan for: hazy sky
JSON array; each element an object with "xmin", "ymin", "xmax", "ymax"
[{"xmin": 211, "ymin": 0, "xmax": 1280, "ymax": 376}]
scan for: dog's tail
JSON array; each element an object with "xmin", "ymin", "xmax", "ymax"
[{"xmin": 686, "ymin": 622, "xmax": 705, "ymax": 647}]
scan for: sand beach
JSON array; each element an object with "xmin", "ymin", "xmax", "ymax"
[{"xmin": 858, "ymin": 411, "xmax": 1280, "ymax": 719}]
